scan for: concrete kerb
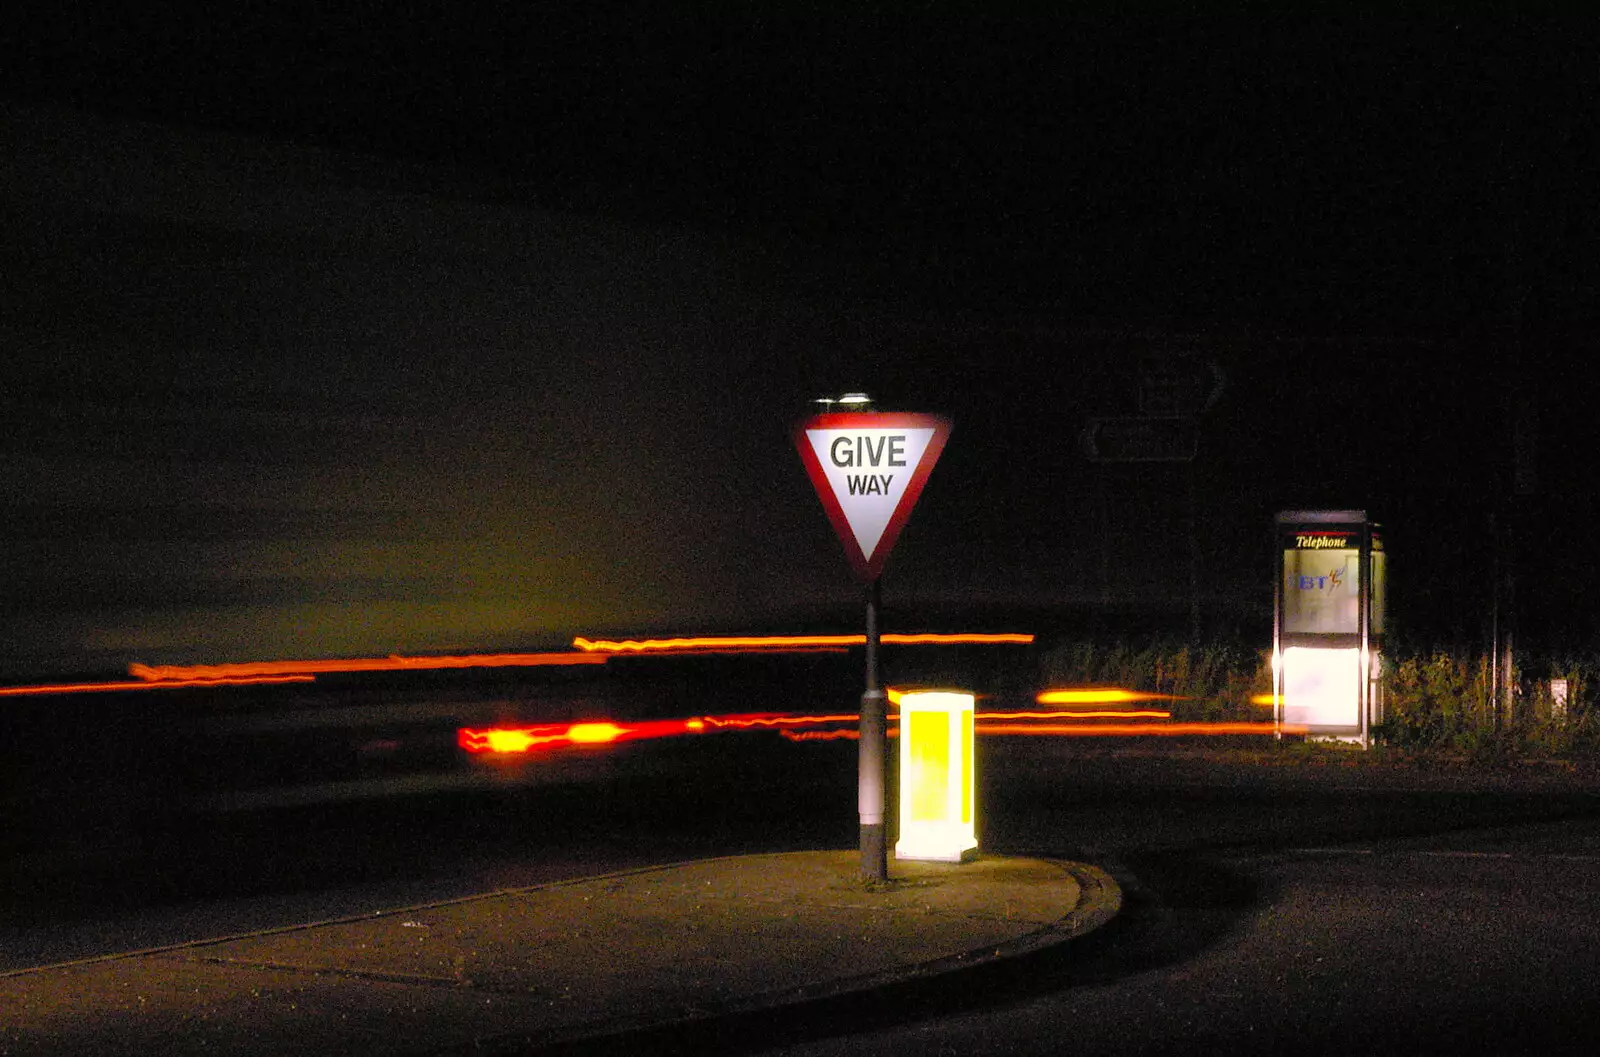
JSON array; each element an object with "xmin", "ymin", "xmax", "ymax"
[{"xmin": 713, "ymin": 858, "xmax": 1125, "ymax": 1008}]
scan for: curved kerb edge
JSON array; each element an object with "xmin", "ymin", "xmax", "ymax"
[{"xmin": 494, "ymin": 859, "xmax": 1124, "ymax": 1056}]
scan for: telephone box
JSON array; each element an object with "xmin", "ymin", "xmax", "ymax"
[{"xmin": 1274, "ymin": 511, "xmax": 1385, "ymax": 746}]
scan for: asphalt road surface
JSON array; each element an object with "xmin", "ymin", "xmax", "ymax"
[
  {"xmin": 725, "ymin": 746, "xmax": 1600, "ymax": 1057},
  {"xmin": 7, "ymin": 740, "xmax": 1600, "ymax": 1055}
]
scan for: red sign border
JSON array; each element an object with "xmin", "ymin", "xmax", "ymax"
[{"xmin": 793, "ymin": 412, "xmax": 952, "ymax": 582}]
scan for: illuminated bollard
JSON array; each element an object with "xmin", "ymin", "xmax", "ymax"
[{"xmin": 895, "ymin": 691, "xmax": 977, "ymax": 862}]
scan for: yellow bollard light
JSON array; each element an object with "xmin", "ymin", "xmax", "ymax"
[{"xmin": 895, "ymin": 690, "xmax": 977, "ymax": 862}]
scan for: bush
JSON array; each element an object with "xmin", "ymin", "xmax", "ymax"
[
  {"xmin": 1035, "ymin": 638, "xmax": 1600, "ymax": 761},
  {"xmin": 1037, "ymin": 639, "xmax": 1264, "ymax": 722},
  {"xmin": 1375, "ymin": 652, "xmax": 1489, "ymax": 750},
  {"xmin": 1374, "ymin": 649, "xmax": 1600, "ymax": 759},
  {"xmin": 1521, "ymin": 660, "xmax": 1600, "ymax": 755}
]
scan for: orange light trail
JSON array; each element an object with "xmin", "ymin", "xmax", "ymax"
[
  {"xmin": 1036, "ymin": 688, "xmax": 1183, "ymax": 705},
  {"xmin": 884, "ymin": 633, "xmax": 1034, "ymax": 645},
  {"xmin": 571, "ymin": 633, "xmax": 1034, "ymax": 654},
  {"xmin": 784, "ymin": 721, "xmax": 1295, "ymax": 741},
  {"xmin": 980, "ymin": 721, "xmax": 1301, "ymax": 737},
  {"xmin": 566, "ymin": 721, "xmax": 625, "ymax": 743},
  {"xmin": 886, "ymin": 687, "xmax": 987, "ymax": 705},
  {"xmin": 980, "ymin": 709, "xmax": 1173, "ymax": 720},
  {"xmin": 782, "ymin": 728, "xmax": 867, "ymax": 742},
  {"xmin": 129, "ymin": 652, "xmax": 607, "ymax": 682},
  {"xmin": 698, "ymin": 712, "xmax": 861, "ymax": 730},
  {"xmin": 0, "ymin": 674, "xmax": 318, "ymax": 697},
  {"xmin": 596, "ymin": 645, "xmax": 854, "ymax": 656}
]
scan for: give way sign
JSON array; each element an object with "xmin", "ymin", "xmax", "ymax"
[{"xmin": 794, "ymin": 412, "xmax": 952, "ymax": 582}]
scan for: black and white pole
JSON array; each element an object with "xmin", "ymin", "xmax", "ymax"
[{"xmin": 859, "ymin": 577, "xmax": 887, "ymax": 882}]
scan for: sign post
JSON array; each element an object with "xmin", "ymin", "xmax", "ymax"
[
  {"xmin": 794, "ymin": 409, "xmax": 951, "ymax": 881},
  {"xmin": 861, "ymin": 578, "xmax": 885, "ymax": 876}
]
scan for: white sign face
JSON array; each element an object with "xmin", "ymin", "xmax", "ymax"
[{"xmin": 803, "ymin": 426, "xmax": 937, "ymax": 566}]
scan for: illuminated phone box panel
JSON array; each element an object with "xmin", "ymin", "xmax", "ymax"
[
  {"xmin": 895, "ymin": 691, "xmax": 977, "ymax": 863},
  {"xmin": 1282, "ymin": 548, "xmax": 1386, "ymax": 636},
  {"xmin": 1281, "ymin": 646, "xmax": 1361, "ymax": 731},
  {"xmin": 1282, "ymin": 548, "xmax": 1361, "ymax": 634}
]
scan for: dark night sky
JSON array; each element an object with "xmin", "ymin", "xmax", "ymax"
[{"xmin": 3, "ymin": 13, "xmax": 1599, "ymax": 675}]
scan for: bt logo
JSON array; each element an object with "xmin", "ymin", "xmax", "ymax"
[{"xmin": 1297, "ymin": 566, "xmax": 1345, "ymax": 592}]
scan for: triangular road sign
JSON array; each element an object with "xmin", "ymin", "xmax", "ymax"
[{"xmin": 794, "ymin": 412, "xmax": 952, "ymax": 582}]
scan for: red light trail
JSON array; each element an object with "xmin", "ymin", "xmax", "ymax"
[
  {"xmin": 457, "ymin": 696, "xmax": 1289, "ymax": 755},
  {"xmin": 458, "ymin": 717, "xmax": 701, "ymax": 754}
]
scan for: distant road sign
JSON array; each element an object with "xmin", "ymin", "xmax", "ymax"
[
  {"xmin": 794, "ymin": 412, "xmax": 951, "ymax": 581},
  {"xmin": 1138, "ymin": 358, "xmax": 1226, "ymax": 416},
  {"xmin": 1080, "ymin": 416, "xmax": 1198, "ymax": 463}
]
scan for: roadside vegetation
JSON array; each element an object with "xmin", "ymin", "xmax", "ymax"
[
  {"xmin": 1036, "ymin": 639, "xmax": 1268, "ymax": 722},
  {"xmin": 1377, "ymin": 650, "xmax": 1599, "ymax": 761},
  {"xmin": 1034, "ymin": 638, "xmax": 1600, "ymax": 766}
]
